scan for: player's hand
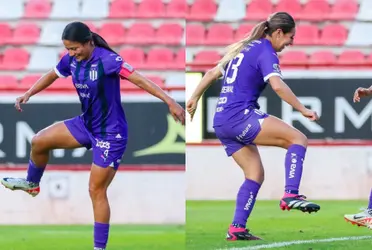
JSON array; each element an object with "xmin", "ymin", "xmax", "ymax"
[
  {"xmin": 353, "ymin": 87, "xmax": 371, "ymax": 103},
  {"xmin": 168, "ymin": 99, "xmax": 185, "ymax": 125},
  {"xmin": 15, "ymin": 92, "xmax": 31, "ymax": 112},
  {"xmin": 186, "ymin": 98, "xmax": 198, "ymax": 122},
  {"xmin": 301, "ymin": 108, "xmax": 319, "ymax": 121}
]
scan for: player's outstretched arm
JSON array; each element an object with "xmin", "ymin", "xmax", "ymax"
[
  {"xmin": 268, "ymin": 75, "xmax": 319, "ymax": 121},
  {"xmin": 189, "ymin": 65, "xmax": 222, "ymax": 102},
  {"xmin": 186, "ymin": 65, "xmax": 222, "ymax": 121},
  {"xmin": 126, "ymin": 71, "xmax": 185, "ymax": 125},
  {"xmin": 15, "ymin": 70, "xmax": 59, "ymax": 112}
]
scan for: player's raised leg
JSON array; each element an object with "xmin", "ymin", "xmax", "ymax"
[
  {"xmin": 226, "ymin": 145, "xmax": 263, "ymax": 241},
  {"xmin": 1, "ymin": 119, "xmax": 86, "ymax": 197},
  {"xmin": 253, "ymin": 115, "xmax": 320, "ymax": 213},
  {"xmin": 344, "ymin": 188, "xmax": 372, "ymax": 229}
]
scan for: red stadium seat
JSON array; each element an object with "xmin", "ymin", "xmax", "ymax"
[
  {"xmin": 0, "ymin": 75, "xmax": 18, "ymax": 90},
  {"xmin": 280, "ymin": 51, "xmax": 308, "ymax": 69},
  {"xmin": 275, "ymin": 0, "xmax": 302, "ymax": 20},
  {"xmin": 24, "ymin": 0, "xmax": 51, "ymax": 19},
  {"xmin": 20, "ymin": 74, "xmax": 42, "ymax": 89},
  {"xmin": 299, "ymin": 0, "xmax": 331, "ymax": 21},
  {"xmin": 125, "ymin": 23, "xmax": 155, "ymax": 44},
  {"xmin": 293, "ymin": 24, "xmax": 319, "ymax": 45},
  {"xmin": 205, "ymin": 23, "xmax": 234, "ymax": 45},
  {"xmin": 147, "ymin": 75, "xmax": 165, "ymax": 88},
  {"xmin": 186, "ymin": 23, "xmax": 205, "ymax": 45},
  {"xmin": 166, "ymin": 0, "xmax": 186, "ymax": 18},
  {"xmin": 235, "ymin": 24, "xmax": 254, "ymax": 40},
  {"xmin": 146, "ymin": 48, "xmax": 174, "ymax": 69},
  {"xmin": 11, "ymin": 23, "xmax": 40, "ymax": 45},
  {"xmin": 98, "ymin": 22, "xmax": 125, "ymax": 46},
  {"xmin": 366, "ymin": 53, "xmax": 372, "ymax": 65},
  {"xmin": 0, "ymin": 23, "xmax": 12, "ymax": 45},
  {"xmin": 0, "ymin": 48, "xmax": 29, "ymax": 70},
  {"xmin": 188, "ymin": 0, "xmax": 217, "ymax": 21},
  {"xmin": 245, "ymin": 0, "xmax": 274, "ymax": 21},
  {"xmin": 329, "ymin": 0, "xmax": 358, "ymax": 20},
  {"xmin": 337, "ymin": 50, "xmax": 366, "ymax": 68},
  {"xmin": 48, "ymin": 77, "xmax": 75, "ymax": 91},
  {"xmin": 119, "ymin": 47, "xmax": 146, "ymax": 69},
  {"xmin": 175, "ymin": 48, "xmax": 185, "ymax": 70},
  {"xmin": 109, "ymin": 0, "xmax": 136, "ymax": 18},
  {"xmin": 21, "ymin": 75, "xmax": 74, "ymax": 91},
  {"xmin": 156, "ymin": 23, "xmax": 183, "ymax": 45},
  {"xmin": 137, "ymin": 0, "xmax": 165, "ymax": 18},
  {"xmin": 85, "ymin": 22, "xmax": 98, "ymax": 34},
  {"xmin": 309, "ymin": 51, "xmax": 337, "ymax": 68},
  {"xmin": 191, "ymin": 50, "xmax": 221, "ymax": 70},
  {"xmin": 319, "ymin": 24, "xmax": 348, "ymax": 46}
]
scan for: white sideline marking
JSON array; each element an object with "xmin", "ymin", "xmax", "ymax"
[{"xmin": 218, "ymin": 235, "xmax": 372, "ymax": 250}]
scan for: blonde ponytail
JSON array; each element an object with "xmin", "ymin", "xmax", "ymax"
[{"xmin": 218, "ymin": 21, "xmax": 268, "ymax": 69}]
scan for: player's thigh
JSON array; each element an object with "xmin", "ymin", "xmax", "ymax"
[
  {"xmin": 253, "ymin": 115, "xmax": 307, "ymax": 148},
  {"xmin": 89, "ymin": 163, "xmax": 117, "ymax": 192},
  {"xmin": 89, "ymin": 137, "xmax": 127, "ymax": 190},
  {"xmin": 32, "ymin": 121, "xmax": 84, "ymax": 150},
  {"xmin": 232, "ymin": 145, "xmax": 264, "ymax": 183},
  {"xmin": 215, "ymin": 126, "xmax": 264, "ymax": 182}
]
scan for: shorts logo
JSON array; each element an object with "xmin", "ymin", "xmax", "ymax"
[
  {"xmin": 236, "ymin": 124, "xmax": 252, "ymax": 141},
  {"xmin": 95, "ymin": 139, "xmax": 110, "ymax": 149}
]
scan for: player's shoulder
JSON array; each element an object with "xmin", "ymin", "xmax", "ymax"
[
  {"xmin": 59, "ymin": 52, "xmax": 75, "ymax": 66},
  {"xmin": 96, "ymin": 47, "xmax": 123, "ymax": 63}
]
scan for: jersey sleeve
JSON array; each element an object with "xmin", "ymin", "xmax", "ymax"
[
  {"xmin": 54, "ymin": 54, "xmax": 71, "ymax": 78},
  {"xmin": 102, "ymin": 53, "xmax": 135, "ymax": 78},
  {"xmin": 257, "ymin": 48, "xmax": 282, "ymax": 82}
]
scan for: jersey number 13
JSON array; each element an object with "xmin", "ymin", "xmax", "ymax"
[{"xmin": 225, "ymin": 53, "xmax": 245, "ymax": 84}]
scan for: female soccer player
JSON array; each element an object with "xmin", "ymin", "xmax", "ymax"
[
  {"xmin": 187, "ymin": 12, "xmax": 320, "ymax": 240},
  {"xmin": 344, "ymin": 87, "xmax": 372, "ymax": 229},
  {"xmin": 1, "ymin": 21, "xmax": 185, "ymax": 250}
]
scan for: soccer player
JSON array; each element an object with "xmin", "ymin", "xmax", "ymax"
[
  {"xmin": 343, "ymin": 87, "xmax": 372, "ymax": 229},
  {"xmin": 1, "ymin": 21, "xmax": 185, "ymax": 250},
  {"xmin": 187, "ymin": 12, "xmax": 320, "ymax": 240}
]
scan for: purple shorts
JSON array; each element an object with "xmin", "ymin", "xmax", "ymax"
[
  {"xmin": 214, "ymin": 108, "xmax": 268, "ymax": 156},
  {"xmin": 64, "ymin": 116, "xmax": 127, "ymax": 170}
]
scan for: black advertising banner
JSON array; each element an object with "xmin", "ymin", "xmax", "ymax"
[
  {"xmin": 203, "ymin": 78, "xmax": 372, "ymax": 140},
  {"xmin": 0, "ymin": 102, "xmax": 185, "ymax": 165}
]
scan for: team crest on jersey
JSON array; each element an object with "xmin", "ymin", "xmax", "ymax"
[{"xmin": 89, "ymin": 69, "xmax": 98, "ymax": 81}]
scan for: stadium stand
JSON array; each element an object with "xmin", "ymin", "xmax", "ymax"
[
  {"xmin": 0, "ymin": 0, "xmax": 185, "ymax": 92},
  {"xmin": 186, "ymin": 0, "xmax": 372, "ymax": 71}
]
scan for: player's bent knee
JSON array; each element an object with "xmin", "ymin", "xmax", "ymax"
[
  {"xmin": 285, "ymin": 131, "xmax": 308, "ymax": 148},
  {"xmin": 31, "ymin": 133, "xmax": 50, "ymax": 152},
  {"xmin": 291, "ymin": 132, "xmax": 308, "ymax": 148}
]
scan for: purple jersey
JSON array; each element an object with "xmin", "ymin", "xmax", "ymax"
[
  {"xmin": 55, "ymin": 47, "xmax": 131, "ymax": 138},
  {"xmin": 213, "ymin": 38, "xmax": 282, "ymax": 126}
]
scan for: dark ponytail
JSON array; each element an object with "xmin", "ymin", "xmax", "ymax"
[
  {"xmin": 62, "ymin": 21, "xmax": 117, "ymax": 54},
  {"xmin": 91, "ymin": 32, "xmax": 117, "ymax": 54}
]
